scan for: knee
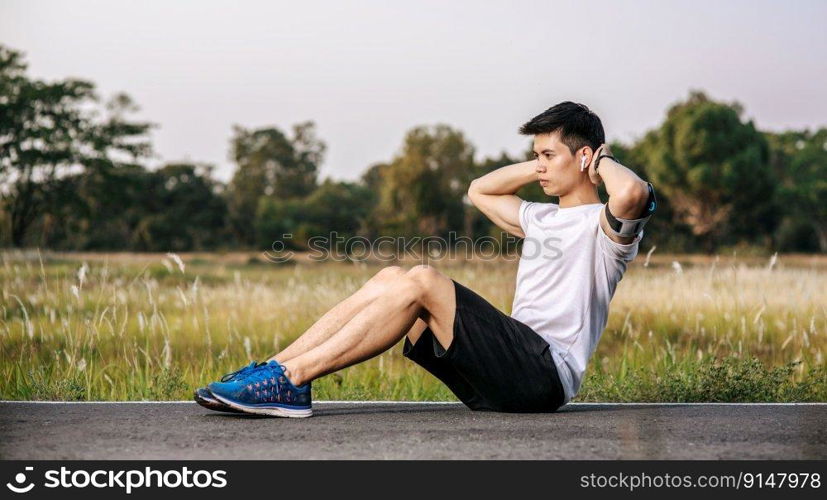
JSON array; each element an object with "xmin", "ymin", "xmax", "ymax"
[
  {"xmin": 405, "ymin": 265, "xmax": 443, "ymax": 290},
  {"xmin": 367, "ymin": 265, "xmax": 444, "ymax": 301},
  {"xmin": 363, "ymin": 265, "xmax": 405, "ymax": 292},
  {"xmin": 373, "ymin": 265, "xmax": 405, "ymax": 283}
]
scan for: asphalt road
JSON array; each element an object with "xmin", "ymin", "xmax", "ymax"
[{"xmin": 1, "ymin": 402, "xmax": 825, "ymax": 459}]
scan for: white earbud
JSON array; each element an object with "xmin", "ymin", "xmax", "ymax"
[{"xmin": 580, "ymin": 155, "xmax": 587, "ymax": 171}]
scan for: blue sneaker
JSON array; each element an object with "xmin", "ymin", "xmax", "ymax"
[
  {"xmin": 194, "ymin": 361, "xmax": 264, "ymax": 413},
  {"xmin": 218, "ymin": 361, "xmax": 266, "ymax": 382},
  {"xmin": 194, "ymin": 387, "xmax": 242, "ymax": 413},
  {"xmin": 208, "ymin": 360, "xmax": 312, "ymax": 418}
]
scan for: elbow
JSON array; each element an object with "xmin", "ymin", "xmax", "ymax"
[
  {"xmin": 616, "ymin": 181, "xmax": 649, "ymax": 217},
  {"xmin": 467, "ymin": 178, "xmax": 481, "ymax": 205}
]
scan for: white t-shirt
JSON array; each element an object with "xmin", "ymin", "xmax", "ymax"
[{"xmin": 512, "ymin": 200, "xmax": 642, "ymax": 404}]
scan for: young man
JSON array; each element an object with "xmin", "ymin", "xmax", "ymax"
[{"xmin": 195, "ymin": 101, "xmax": 655, "ymax": 417}]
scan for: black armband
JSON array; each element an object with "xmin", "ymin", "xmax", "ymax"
[{"xmin": 605, "ymin": 182, "xmax": 656, "ymax": 238}]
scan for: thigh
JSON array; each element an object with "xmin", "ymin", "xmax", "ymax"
[
  {"xmin": 402, "ymin": 329, "xmax": 491, "ymax": 411},
  {"xmin": 445, "ymin": 281, "xmax": 565, "ymax": 413},
  {"xmin": 405, "ymin": 265, "xmax": 457, "ymax": 352}
]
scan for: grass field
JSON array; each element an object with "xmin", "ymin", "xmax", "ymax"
[{"xmin": 1, "ymin": 250, "xmax": 825, "ymax": 402}]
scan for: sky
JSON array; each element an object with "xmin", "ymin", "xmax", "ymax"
[{"xmin": 2, "ymin": 0, "xmax": 825, "ymax": 182}]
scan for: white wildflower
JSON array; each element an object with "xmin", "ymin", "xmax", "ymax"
[
  {"xmin": 70, "ymin": 285, "xmax": 80, "ymax": 300},
  {"xmin": 671, "ymin": 261, "xmax": 683, "ymax": 274},
  {"xmin": 244, "ymin": 336, "xmax": 252, "ymax": 360},
  {"xmin": 77, "ymin": 262, "xmax": 89, "ymax": 288},
  {"xmin": 77, "ymin": 359, "xmax": 87, "ymax": 372},
  {"xmin": 163, "ymin": 337, "xmax": 172, "ymax": 369},
  {"xmin": 166, "ymin": 253, "xmax": 185, "ymax": 273},
  {"xmin": 190, "ymin": 276, "xmax": 200, "ymax": 300},
  {"xmin": 643, "ymin": 245, "xmax": 656, "ymax": 267},
  {"xmin": 176, "ymin": 287, "xmax": 189, "ymax": 308},
  {"xmin": 753, "ymin": 305, "xmax": 766, "ymax": 324},
  {"xmin": 11, "ymin": 295, "xmax": 33, "ymax": 338},
  {"xmin": 766, "ymin": 252, "xmax": 778, "ymax": 271}
]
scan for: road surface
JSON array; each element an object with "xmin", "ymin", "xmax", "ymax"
[{"xmin": 1, "ymin": 402, "xmax": 825, "ymax": 459}]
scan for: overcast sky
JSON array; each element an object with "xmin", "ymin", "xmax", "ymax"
[{"xmin": 2, "ymin": 0, "xmax": 825, "ymax": 182}]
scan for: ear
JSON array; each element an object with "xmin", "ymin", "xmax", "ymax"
[
  {"xmin": 580, "ymin": 147, "xmax": 593, "ymax": 165},
  {"xmin": 579, "ymin": 146, "xmax": 596, "ymax": 173}
]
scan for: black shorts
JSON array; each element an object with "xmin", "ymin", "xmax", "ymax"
[{"xmin": 402, "ymin": 279, "xmax": 566, "ymax": 413}]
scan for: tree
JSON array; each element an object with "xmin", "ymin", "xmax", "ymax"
[
  {"xmin": 135, "ymin": 163, "xmax": 229, "ymax": 251},
  {"xmin": 373, "ymin": 124, "xmax": 476, "ymax": 237},
  {"xmin": 618, "ymin": 136, "xmax": 698, "ymax": 252},
  {"xmin": 32, "ymin": 162, "xmax": 228, "ymax": 251},
  {"xmin": 0, "ymin": 45, "xmax": 154, "ymax": 247},
  {"xmin": 38, "ymin": 163, "xmax": 150, "ymax": 250},
  {"xmin": 361, "ymin": 161, "xmax": 389, "ymax": 195},
  {"xmin": 766, "ymin": 128, "xmax": 827, "ymax": 251},
  {"xmin": 227, "ymin": 122, "xmax": 325, "ymax": 246},
  {"xmin": 256, "ymin": 179, "xmax": 374, "ymax": 250},
  {"xmin": 635, "ymin": 90, "xmax": 774, "ymax": 250}
]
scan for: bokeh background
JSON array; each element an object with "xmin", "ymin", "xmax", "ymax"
[{"xmin": 1, "ymin": 0, "xmax": 825, "ymax": 401}]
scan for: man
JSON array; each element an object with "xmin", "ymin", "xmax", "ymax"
[{"xmin": 195, "ymin": 101, "xmax": 655, "ymax": 417}]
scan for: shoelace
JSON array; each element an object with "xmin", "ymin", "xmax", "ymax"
[
  {"xmin": 219, "ymin": 361, "xmax": 265, "ymax": 382},
  {"xmin": 228, "ymin": 361, "xmax": 281, "ymax": 383},
  {"xmin": 244, "ymin": 363, "xmax": 302, "ymax": 402},
  {"xmin": 250, "ymin": 363, "xmax": 295, "ymax": 387}
]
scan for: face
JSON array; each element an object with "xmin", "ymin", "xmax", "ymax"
[{"xmin": 532, "ymin": 131, "xmax": 589, "ymax": 196}]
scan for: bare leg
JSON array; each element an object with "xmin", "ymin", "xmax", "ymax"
[
  {"xmin": 281, "ymin": 265, "xmax": 456, "ymax": 386},
  {"xmin": 269, "ymin": 266, "xmax": 428, "ymax": 364}
]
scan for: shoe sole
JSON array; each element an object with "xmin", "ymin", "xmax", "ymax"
[
  {"xmin": 210, "ymin": 392, "xmax": 313, "ymax": 418},
  {"xmin": 194, "ymin": 389, "xmax": 243, "ymax": 414}
]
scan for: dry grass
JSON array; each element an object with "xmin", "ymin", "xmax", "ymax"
[{"xmin": 1, "ymin": 249, "xmax": 824, "ymax": 401}]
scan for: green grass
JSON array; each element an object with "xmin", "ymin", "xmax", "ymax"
[{"xmin": 1, "ymin": 250, "xmax": 825, "ymax": 401}]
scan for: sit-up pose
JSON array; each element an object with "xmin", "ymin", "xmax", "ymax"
[{"xmin": 195, "ymin": 101, "xmax": 656, "ymax": 417}]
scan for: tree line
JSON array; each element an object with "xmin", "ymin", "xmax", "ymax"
[{"xmin": 1, "ymin": 45, "xmax": 825, "ymax": 254}]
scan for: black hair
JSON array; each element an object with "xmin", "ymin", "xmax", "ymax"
[{"xmin": 518, "ymin": 101, "xmax": 605, "ymax": 155}]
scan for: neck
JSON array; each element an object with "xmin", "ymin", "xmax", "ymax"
[{"xmin": 557, "ymin": 185, "xmax": 601, "ymax": 208}]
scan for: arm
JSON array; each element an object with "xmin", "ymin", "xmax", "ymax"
[
  {"xmin": 589, "ymin": 145, "xmax": 650, "ymax": 244},
  {"xmin": 467, "ymin": 160, "xmax": 537, "ymax": 238}
]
